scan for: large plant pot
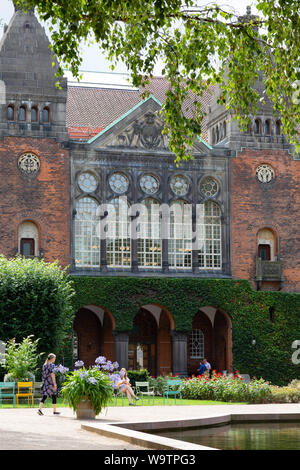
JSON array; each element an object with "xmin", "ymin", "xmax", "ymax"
[{"xmin": 76, "ymin": 399, "xmax": 96, "ymax": 420}]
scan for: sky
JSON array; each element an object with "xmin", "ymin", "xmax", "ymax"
[{"xmin": 0, "ymin": 0, "xmax": 259, "ymax": 76}]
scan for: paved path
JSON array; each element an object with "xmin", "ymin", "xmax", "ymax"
[
  {"xmin": 0, "ymin": 407, "xmax": 147, "ymax": 450},
  {"xmin": 1, "ymin": 403, "xmax": 300, "ymax": 450}
]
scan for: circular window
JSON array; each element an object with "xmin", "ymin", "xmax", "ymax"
[
  {"xmin": 200, "ymin": 176, "xmax": 219, "ymax": 197},
  {"xmin": 256, "ymin": 164, "xmax": 275, "ymax": 183},
  {"xmin": 78, "ymin": 172, "xmax": 98, "ymax": 193},
  {"xmin": 109, "ymin": 172, "xmax": 129, "ymax": 194},
  {"xmin": 170, "ymin": 174, "xmax": 189, "ymax": 196},
  {"xmin": 140, "ymin": 174, "xmax": 160, "ymax": 195},
  {"xmin": 18, "ymin": 153, "xmax": 40, "ymax": 177}
]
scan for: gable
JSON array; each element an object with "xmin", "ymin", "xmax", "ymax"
[{"xmin": 88, "ymin": 95, "xmax": 210, "ymax": 155}]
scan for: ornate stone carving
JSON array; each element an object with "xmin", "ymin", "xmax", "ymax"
[
  {"xmin": 18, "ymin": 152, "xmax": 40, "ymax": 177},
  {"xmin": 109, "ymin": 112, "xmax": 168, "ymax": 149}
]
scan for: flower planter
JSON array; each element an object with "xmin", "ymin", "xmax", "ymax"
[{"xmin": 76, "ymin": 399, "xmax": 96, "ymax": 420}]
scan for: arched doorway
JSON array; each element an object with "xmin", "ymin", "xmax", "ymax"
[
  {"xmin": 129, "ymin": 305, "xmax": 174, "ymax": 376},
  {"xmin": 188, "ymin": 307, "xmax": 232, "ymax": 375},
  {"xmin": 73, "ymin": 305, "xmax": 115, "ymax": 366}
]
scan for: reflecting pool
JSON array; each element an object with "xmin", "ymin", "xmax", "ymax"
[{"xmin": 155, "ymin": 422, "xmax": 300, "ymax": 450}]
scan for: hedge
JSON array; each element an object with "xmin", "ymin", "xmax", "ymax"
[
  {"xmin": 71, "ymin": 276, "xmax": 300, "ymax": 386},
  {"xmin": 0, "ymin": 256, "xmax": 75, "ymax": 375}
]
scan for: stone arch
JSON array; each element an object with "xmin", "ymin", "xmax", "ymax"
[
  {"xmin": 73, "ymin": 305, "xmax": 116, "ymax": 366},
  {"xmin": 188, "ymin": 306, "xmax": 232, "ymax": 375},
  {"xmin": 18, "ymin": 220, "xmax": 39, "ymax": 257},
  {"xmin": 129, "ymin": 304, "xmax": 174, "ymax": 376}
]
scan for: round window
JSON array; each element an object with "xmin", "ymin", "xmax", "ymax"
[
  {"xmin": 18, "ymin": 153, "xmax": 40, "ymax": 177},
  {"xmin": 78, "ymin": 172, "xmax": 98, "ymax": 193},
  {"xmin": 170, "ymin": 174, "xmax": 189, "ymax": 196},
  {"xmin": 140, "ymin": 174, "xmax": 160, "ymax": 195},
  {"xmin": 256, "ymin": 164, "xmax": 275, "ymax": 183},
  {"xmin": 109, "ymin": 172, "xmax": 129, "ymax": 194},
  {"xmin": 200, "ymin": 176, "xmax": 219, "ymax": 197}
]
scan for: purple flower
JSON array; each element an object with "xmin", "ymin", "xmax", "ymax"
[
  {"xmin": 87, "ymin": 377, "xmax": 97, "ymax": 385},
  {"xmin": 75, "ymin": 360, "xmax": 84, "ymax": 368},
  {"xmin": 79, "ymin": 371, "xmax": 88, "ymax": 379},
  {"xmin": 109, "ymin": 373, "xmax": 121, "ymax": 390},
  {"xmin": 112, "ymin": 361, "xmax": 119, "ymax": 370},
  {"xmin": 95, "ymin": 356, "xmax": 106, "ymax": 365},
  {"xmin": 53, "ymin": 364, "xmax": 69, "ymax": 375}
]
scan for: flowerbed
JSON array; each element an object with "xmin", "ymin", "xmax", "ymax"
[
  {"xmin": 268, "ymin": 380, "xmax": 300, "ymax": 403},
  {"xmin": 181, "ymin": 371, "xmax": 272, "ymax": 403}
]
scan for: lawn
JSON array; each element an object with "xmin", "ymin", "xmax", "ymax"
[{"xmin": 0, "ymin": 396, "xmax": 246, "ymax": 408}]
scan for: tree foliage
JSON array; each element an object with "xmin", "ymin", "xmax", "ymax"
[
  {"xmin": 0, "ymin": 256, "xmax": 75, "ymax": 365},
  {"xmin": 15, "ymin": 0, "xmax": 299, "ymax": 163}
]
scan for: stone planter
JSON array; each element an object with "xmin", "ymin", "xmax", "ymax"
[{"xmin": 76, "ymin": 399, "xmax": 96, "ymax": 420}]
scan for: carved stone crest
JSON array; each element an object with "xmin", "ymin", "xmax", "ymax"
[{"xmin": 109, "ymin": 112, "xmax": 168, "ymax": 149}]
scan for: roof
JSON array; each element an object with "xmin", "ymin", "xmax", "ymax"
[{"xmin": 66, "ymin": 75, "xmax": 213, "ymax": 142}]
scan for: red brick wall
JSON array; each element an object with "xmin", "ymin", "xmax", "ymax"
[
  {"xmin": 230, "ymin": 149, "xmax": 300, "ymax": 292},
  {"xmin": 0, "ymin": 136, "xmax": 70, "ymax": 268}
]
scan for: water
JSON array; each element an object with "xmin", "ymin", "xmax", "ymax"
[{"xmin": 156, "ymin": 422, "xmax": 300, "ymax": 450}]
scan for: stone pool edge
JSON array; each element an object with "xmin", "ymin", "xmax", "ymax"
[{"xmin": 81, "ymin": 410, "xmax": 300, "ymax": 451}]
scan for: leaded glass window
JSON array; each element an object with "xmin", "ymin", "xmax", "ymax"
[
  {"xmin": 78, "ymin": 172, "xmax": 98, "ymax": 193},
  {"xmin": 75, "ymin": 197, "xmax": 100, "ymax": 267},
  {"xmin": 189, "ymin": 329, "xmax": 204, "ymax": 359},
  {"xmin": 106, "ymin": 197, "xmax": 131, "ymax": 268},
  {"xmin": 139, "ymin": 174, "xmax": 160, "ymax": 195},
  {"xmin": 168, "ymin": 200, "xmax": 192, "ymax": 269},
  {"xmin": 200, "ymin": 176, "xmax": 219, "ymax": 198},
  {"xmin": 18, "ymin": 153, "xmax": 40, "ymax": 177},
  {"xmin": 137, "ymin": 198, "xmax": 161, "ymax": 268},
  {"xmin": 170, "ymin": 174, "xmax": 189, "ymax": 196},
  {"xmin": 197, "ymin": 201, "xmax": 222, "ymax": 269},
  {"xmin": 109, "ymin": 172, "xmax": 129, "ymax": 194}
]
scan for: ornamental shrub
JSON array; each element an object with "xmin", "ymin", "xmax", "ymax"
[
  {"xmin": 2, "ymin": 335, "xmax": 43, "ymax": 382},
  {"xmin": 0, "ymin": 256, "xmax": 75, "ymax": 370},
  {"xmin": 181, "ymin": 372, "xmax": 272, "ymax": 403}
]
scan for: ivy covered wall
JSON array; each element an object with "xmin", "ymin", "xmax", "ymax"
[{"xmin": 71, "ymin": 276, "xmax": 300, "ymax": 386}]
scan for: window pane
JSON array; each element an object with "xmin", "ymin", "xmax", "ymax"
[
  {"xmin": 138, "ymin": 199, "xmax": 161, "ymax": 268},
  {"xmin": 42, "ymin": 108, "xmax": 49, "ymax": 122},
  {"xmin": 7, "ymin": 106, "xmax": 14, "ymax": 121},
  {"xmin": 19, "ymin": 107, "xmax": 26, "ymax": 121},
  {"xmin": 106, "ymin": 197, "xmax": 131, "ymax": 268},
  {"xmin": 168, "ymin": 201, "xmax": 192, "ymax": 270},
  {"xmin": 31, "ymin": 108, "xmax": 38, "ymax": 122},
  {"xmin": 197, "ymin": 201, "xmax": 222, "ymax": 270},
  {"xmin": 189, "ymin": 329, "xmax": 204, "ymax": 359},
  {"xmin": 75, "ymin": 197, "xmax": 99, "ymax": 267}
]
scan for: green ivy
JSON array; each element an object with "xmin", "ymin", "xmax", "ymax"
[{"xmin": 71, "ymin": 276, "xmax": 300, "ymax": 386}]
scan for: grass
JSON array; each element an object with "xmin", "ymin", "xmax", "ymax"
[{"xmin": 0, "ymin": 396, "xmax": 247, "ymax": 409}]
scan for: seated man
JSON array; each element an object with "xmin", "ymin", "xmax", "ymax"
[{"xmin": 198, "ymin": 360, "xmax": 207, "ymax": 376}]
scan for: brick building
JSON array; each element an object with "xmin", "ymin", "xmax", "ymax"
[{"xmin": 0, "ymin": 4, "xmax": 299, "ymax": 376}]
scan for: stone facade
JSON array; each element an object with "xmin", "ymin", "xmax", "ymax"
[{"xmin": 0, "ymin": 5, "xmax": 299, "ymax": 376}]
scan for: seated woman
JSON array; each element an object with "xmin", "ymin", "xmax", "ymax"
[{"xmin": 117, "ymin": 368, "xmax": 139, "ymax": 406}]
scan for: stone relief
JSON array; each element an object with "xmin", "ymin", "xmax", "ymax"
[{"xmin": 109, "ymin": 112, "xmax": 168, "ymax": 149}]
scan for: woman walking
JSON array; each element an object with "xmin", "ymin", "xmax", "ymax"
[
  {"xmin": 37, "ymin": 353, "xmax": 60, "ymax": 415},
  {"xmin": 117, "ymin": 368, "xmax": 139, "ymax": 406}
]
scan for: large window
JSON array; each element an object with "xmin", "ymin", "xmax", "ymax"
[
  {"xmin": 137, "ymin": 198, "xmax": 161, "ymax": 268},
  {"xmin": 189, "ymin": 329, "xmax": 204, "ymax": 359},
  {"xmin": 18, "ymin": 221, "xmax": 39, "ymax": 257},
  {"xmin": 75, "ymin": 197, "xmax": 100, "ymax": 267},
  {"xmin": 197, "ymin": 201, "xmax": 222, "ymax": 269},
  {"xmin": 106, "ymin": 197, "xmax": 131, "ymax": 268},
  {"xmin": 168, "ymin": 200, "xmax": 192, "ymax": 269}
]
